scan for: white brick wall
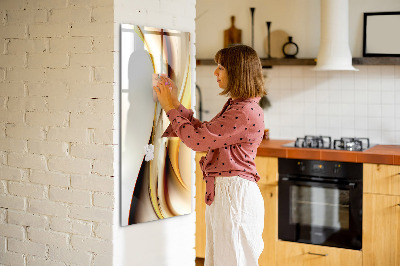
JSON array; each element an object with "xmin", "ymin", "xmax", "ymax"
[{"xmin": 0, "ymin": 0, "xmax": 114, "ymax": 265}]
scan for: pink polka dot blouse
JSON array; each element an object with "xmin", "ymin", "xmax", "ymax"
[{"xmin": 161, "ymin": 97, "xmax": 265, "ymax": 205}]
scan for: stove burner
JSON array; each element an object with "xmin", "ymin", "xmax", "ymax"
[
  {"xmin": 286, "ymin": 136, "xmax": 372, "ymax": 151},
  {"xmin": 333, "ymin": 137, "xmax": 370, "ymax": 151},
  {"xmin": 295, "ymin": 135, "xmax": 332, "ymax": 149}
]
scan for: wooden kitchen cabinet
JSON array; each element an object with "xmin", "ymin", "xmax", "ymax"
[
  {"xmin": 276, "ymin": 240, "xmax": 362, "ymax": 266},
  {"xmin": 255, "ymin": 156, "xmax": 278, "ymax": 186},
  {"xmin": 363, "ymin": 163, "xmax": 400, "ymax": 196},
  {"xmin": 258, "ymin": 184, "xmax": 278, "ymax": 266},
  {"xmin": 363, "ymin": 163, "xmax": 400, "ymax": 266},
  {"xmin": 363, "ymin": 192, "xmax": 400, "ymax": 265},
  {"xmin": 195, "ymin": 154, "xmax": 279, "ymax": 263}
]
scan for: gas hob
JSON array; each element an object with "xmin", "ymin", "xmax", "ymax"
[{"xmin": 282, "ymin": 135, "xmax": 375, "ymax": 151}]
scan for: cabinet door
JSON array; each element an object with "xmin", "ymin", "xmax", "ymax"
[
  {"xmin": 363, "ymin": 193, "xmax": 400, "ymax": 266},
  {"xmin": 259, "ymin": 185, "xmax": 278, "ymax": 266},
  {"xmin": 277, "ymin": 241, "xmax": 362, "ymax": 266},
  {"xmin": 364, "ymin": 164, "xmax": 400, "ymax": 196},
  {"xmin": 195, "ymin": 152, "xmax": 207, "ymax": 258},
  {"xmin": 255, "ymin": 156, "xmax": 278, "ymax": 186}
]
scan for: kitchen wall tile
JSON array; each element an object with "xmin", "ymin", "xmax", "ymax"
[
  {"xmin": 316, "ymin": 116, "xmax": 330, "ymax": 128},
  {"xmin": 396, "ymin": 131, "xmax": 400, "ymax": 144},
  {"xmin": 354, "ymin": 89, "xmax": 367, "ymax": 104},
  {"xmin": 303, "ymin": 67, "xmax": 316, "ymax": 78},
  {"xmin": 396, "ymin": 105, "xmax": 400, "ymax": 118},
  {"xmin": 367, "ymin": 91, "xmax": 381, "ymax": 105},
  {"xmin": 278, "ymin": 67, "xmax": 292, "ymax": 78},
  {"xmin": 381, "ymin": 65, "xmax": 395, "ymax": 78},
  {"xmin": 316, "ymin": 89, "xmax": 329, "ymax": 103},
  {"xmin": 341, "ymin": 70, "xmax": 355, "ymax": 81},
  {"xmin": 342, "ymin": 117, "xmax": 355, "ymax": 129},
  {"xmin": 341, "ymin": 104, "xmax": 355, "ymax": 116},
  {"xmin": 316, "ymin": 103, "xmax": 329, "ymax": 115},
  {"xmin": 382, "ymin": 117, "xmax": 396, "ymax": 131},
  {"xmin": 394, "ymin": 66, "xmax": 400, "ymax": 78},
  {"xmin": 396, "ymin": 80, "xmax": 400, "ymax": 97},
  {"xmin": 291, "ymin": 77, "xmax": 304, "ymax": 90},
  {"xmin": 355, "ymin": 104, "xmax": 368, "ymax": 117},
  {"xmin": 196, "ymin": 65, "xmax": 400, "ymax": 145},
  {"xmin": 381, "ymin": 131, "xmax": 396, "ymax": 144},
  {"xmin": 355, "ymin": 128, "xmax": 368, "ymax": 138},
  {"xmin": 319, "ymin": 127, "xmax": 332, "ymax": 136},
  {"xmin": 367, "ymin": 77, "xmax": 381, "ymax": 91},
  {"xmin": 368, "ymin": 117, "xmax": 381, "ymax": 131},
  {"xmin": 329, "ymin": 103, "xmax": 341, "ymax": 116},
  {"xmin": 395, "ymin": 118, "xmax": 400, "ymax": 131},
  {"xmin": 381, "ymin": 105, "xmax": 395, "ymax": 118},
  {"xmin": 341, "ymin": 89, "xmax": 355, "ymax": 104},
  {"xmin": 315, "ymin": 70, "xmax": 328, "ymax": 79},
  {"xmin": 354, "ymin": 117, "xmax": 368, "ymax": 130},
  {"xmin": 341, "ymin": 128, "xmax": 355, "ymax": 137},
  {"xmin": 382, "ymin": 90, "xmax": 395, "ymax": 104},
  {"xmin": 329, "ymin": 116, "xmax": 342, "ymax": 129},
  {"xmin": 382, "ymin": 78, "xmax": 395, "ymax": 91},
  {"xmin": 367, "ymin": 65, "xmax": 381, "ymax": 77},
  {"xmin": 303, "ymin": 88, "xmax": 316, "ymax": 103},
  {"xmin": 367, "ymin": 104, "xmax": 381, "ymax": 118},
  {"xmin": 279, "ymin": 77, "xmax": 291, "ymax": 89},
  {"xmin": 367, "ymin": 129, "xmax": 382, "ymax": 144},
  {"xmin": 291, "ymin": 67, "xmax": 303, "ymax": 78},
  {"xmin": 328, "ymin": 71, "xmax": 342, "ymax": 81},
  {"xmin": 279, "ymin": 114, "xmax": 292, "ymax": 127},
  {"xmin": 304, "ymin": 102, "xmax": 316, "ymax": 115},
  {"xmin": 328, "ymin": 88, "xmax": 341, "ymax": 103},
  {"xmin": 292, "ymin": 102, "xmax": 305, "ymax": 114}
]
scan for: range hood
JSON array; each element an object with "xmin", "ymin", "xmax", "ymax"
[{"xmin": 314, "ymin": 0, "xmax": 358, "ymax": 71}]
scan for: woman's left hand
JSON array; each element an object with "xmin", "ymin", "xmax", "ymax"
[{"xmin": 153, "ymin": 78, "xmax": 176, "ymax": 113}]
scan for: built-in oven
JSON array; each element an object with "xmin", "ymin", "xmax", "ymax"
[{"xmin": 278, "ymin": 158, "xmax": 363, "ymax": 250}]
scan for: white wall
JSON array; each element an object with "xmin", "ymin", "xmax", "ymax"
[
  {"xmin": 197, "ymin": 65, "xmax": 400, "ymax": 145},
  {"xmin": 0, "ymin": 0, "xmax": 114, "ymax": 265},
  {"xmin": 113, "ymin": 0, "xmax": 197, "ymax": 266},
  {"xmin": 196, "ymin": 0, "xmax": 400, "ymax": 145},
  {"xmin": 196, "ymin": 0, "xmax": 400, "ymax": 58}
]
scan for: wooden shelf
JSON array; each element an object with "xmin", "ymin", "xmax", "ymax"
[{"xmin": 196, "ymin": 57, "xmax": 400, "ymax": 67}]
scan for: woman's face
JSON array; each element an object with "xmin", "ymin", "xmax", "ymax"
[{"xmin": 214, "ymin": 64, "xmax": 228, "ymax": 89}]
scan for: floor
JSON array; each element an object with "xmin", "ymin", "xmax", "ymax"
[{"xmin": 195, "ymin": 257, "xmax": 205, "ymax": 266}]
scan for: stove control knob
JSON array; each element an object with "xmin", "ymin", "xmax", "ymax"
[
  {"xmin": 297, "ymin": 161, "xmax": 305, "ymax": 171},
  {"xmin": 334, "ymin": 164, "xmax": 341, "ymax": 174}
]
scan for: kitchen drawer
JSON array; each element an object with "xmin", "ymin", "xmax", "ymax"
[
  {"xmin": 276, "ymin": 240, "xmax": 362, "ymax": 266},
  {"xmin": 364, "ymin": 164, "xmax": 400, "ymax": 196}
]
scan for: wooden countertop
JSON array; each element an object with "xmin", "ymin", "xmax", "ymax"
[{"xmin": 257, "ymin": 139, "xmax": 400, "ymax": 165}]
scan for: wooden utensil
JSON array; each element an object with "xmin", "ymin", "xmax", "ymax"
[{"xmin": 224, "ymin": 16, "xmax": 242, "ymax": 48}]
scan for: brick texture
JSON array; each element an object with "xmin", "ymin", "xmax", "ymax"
[
  {"xmin": 0, "ymin": 0, "xmax": 197, "ymax": 264},
  {"xmin": 0, "ymin": 2, "xmax": 114, "ymax": 263}
]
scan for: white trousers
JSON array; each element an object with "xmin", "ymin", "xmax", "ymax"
[{"xmin": 205, "ymin": 176, "xmax": 264, "ymax": 266}]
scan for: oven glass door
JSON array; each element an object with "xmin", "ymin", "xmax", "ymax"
[{"xmin": 278, "ymin": 177, "xmax": 362, "ymax": 250}]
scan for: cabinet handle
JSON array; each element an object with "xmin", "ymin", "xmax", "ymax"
[
  {"xmin": 307, "ymin": 252, "xmax": 328, "ymax": 256},
  {"xmin": 397, "ymin": 204, "xmax": 400, "ymax": 207}
]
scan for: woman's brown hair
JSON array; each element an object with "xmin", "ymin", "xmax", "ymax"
[{"xmin": 214, "ymin": 44, "xmax": 266, "ymax": 99}]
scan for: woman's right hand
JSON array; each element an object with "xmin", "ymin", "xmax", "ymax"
[{"xmin": 159, "ymin": 76, "xmax": 180, "ymax": 108}]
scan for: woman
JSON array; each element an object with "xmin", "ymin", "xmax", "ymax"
[{"xmin": 154, "ymin": 44, "xmax": 266, "ymax": 266}]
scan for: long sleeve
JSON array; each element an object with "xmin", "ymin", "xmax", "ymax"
[
  {"xmin": 161, "ymin": 103, "xmax": 202, "ymax": 137},
  {"xmin": 164, "ymin": 105, "xmax": 249, "ymax": 152}
]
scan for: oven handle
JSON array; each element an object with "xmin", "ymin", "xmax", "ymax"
[{"xmin": 280, "ymin": 177, "xmax": 357, "ymax": 189}]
